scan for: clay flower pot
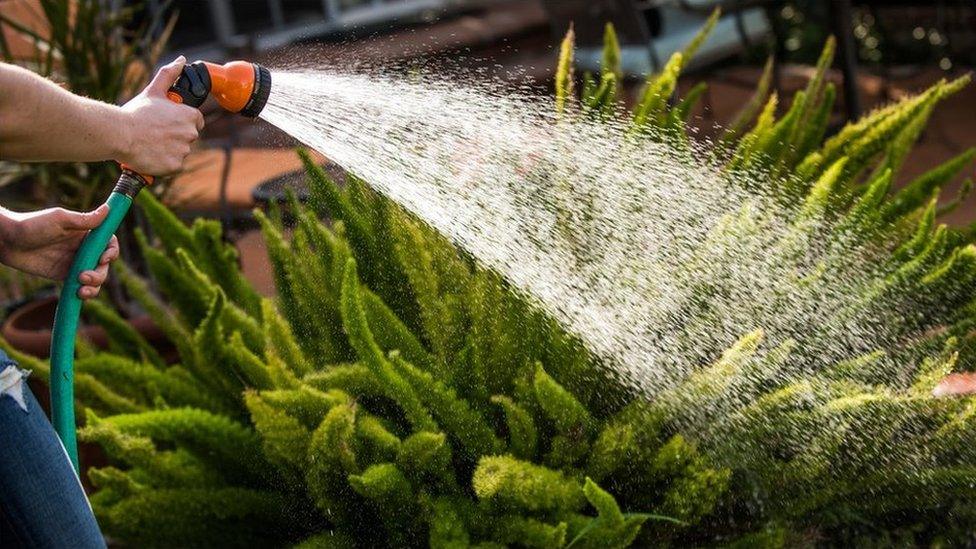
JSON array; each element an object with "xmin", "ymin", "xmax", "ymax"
[{"xmin": 1, "ymin": 294, "xmax": 165, "ymax": 358}]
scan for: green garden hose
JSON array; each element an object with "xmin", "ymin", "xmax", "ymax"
[{"xmin": 50, "ymin": 173, "xmax": 146, "ymax": 472}]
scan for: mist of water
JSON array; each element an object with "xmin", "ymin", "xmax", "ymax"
[{"xmin": 258, "ymin": 68, "xmax": 920, "ymax": 407}]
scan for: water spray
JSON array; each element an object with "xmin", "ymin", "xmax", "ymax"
[{"xmin": 49, "ymin": 60, "xmax": 272, "ymax": 472}]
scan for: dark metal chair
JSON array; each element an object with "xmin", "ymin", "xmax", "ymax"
[{"xmin": 540, "ymin": 0, "xmax": 774, "ymax": 77}]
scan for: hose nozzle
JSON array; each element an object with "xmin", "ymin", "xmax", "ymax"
[{"xmin": 168, "ymin": 60, "xmax": 272, "ymax": 117}]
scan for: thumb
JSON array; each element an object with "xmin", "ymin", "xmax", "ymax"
[
  {"xmin": 145, "ymin": 55, "xmax": 186, "ymax": 96},
  {"xmin": 63, "ymin": 204, "xmax": 110, "ymax": 231}
]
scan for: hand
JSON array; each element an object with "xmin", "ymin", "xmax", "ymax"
[
  {"xmin": 0, "ymin": 205, "xmax": 120, "ymax": 300},
  {"xmin": 117, "ymin": 56, "xmax": 205, "ymax": 175}
]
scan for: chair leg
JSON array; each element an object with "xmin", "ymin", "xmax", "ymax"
[{"xmin": 830, "ymin": 0, "xmax": 862, "ymax": 120}]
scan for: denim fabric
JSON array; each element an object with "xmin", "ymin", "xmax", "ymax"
[{"xmin": 0, "ymin": 350, "xmax": 105, "ymax": 549}]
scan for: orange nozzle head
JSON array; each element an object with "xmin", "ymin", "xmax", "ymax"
[
  {"xmin": 168, "ymin": 60, "xmax": 271, "ymax": 117},
  {"xmin": 203, "ymin": 61, "xmax": 271, "ymax": 117}
]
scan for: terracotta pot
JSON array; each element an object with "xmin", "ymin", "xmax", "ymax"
[{"xmin": 1, "ymin": 294, "xmax": 166, "ymax": 358}]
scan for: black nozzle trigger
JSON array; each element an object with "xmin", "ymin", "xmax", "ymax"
[{"xmin": 168, "ymin": 61, "xmax": 211, "ymax": 108}]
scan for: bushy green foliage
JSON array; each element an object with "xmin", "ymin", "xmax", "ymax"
[
  {"xmin": 26, "ymin": 176, "xmax": 718, "ymax": 547},
  {"xmin": 6, "ymin": 10, "xmax": 976, "ymax": 547},
  {"xmin": 566, "ymin": 13, "xmax": 976, "ymax": 546}
]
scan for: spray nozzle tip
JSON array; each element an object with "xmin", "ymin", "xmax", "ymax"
[{"xmin": 240, "ymin": 64, "xmax": 272, "ymax": 118}]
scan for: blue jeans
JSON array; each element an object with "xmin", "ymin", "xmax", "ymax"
[{"xmin": 0, "ymin": 358, "xmax": 105, "ymax": 548}]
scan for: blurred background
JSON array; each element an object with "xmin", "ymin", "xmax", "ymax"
[{"xmin": 0, "ymin": 0, "xmax": 973, "ymax": 344}]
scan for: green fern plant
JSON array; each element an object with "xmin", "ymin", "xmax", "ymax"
[
  {"xmin": 5, "ymin": 10, "xmax": 976, "ymax": 547},
  {"xmin": 2, "ymin": 178, "xmax": 719, "ymax": 547}
]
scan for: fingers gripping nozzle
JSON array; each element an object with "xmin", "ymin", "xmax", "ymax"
[
  {"xmin": 167, "ymin": 60, "xmax": 272, "ymax": 117},
  {"xmin": 121, "ymin": 59, "xmax": 271, "ymax": 188}
]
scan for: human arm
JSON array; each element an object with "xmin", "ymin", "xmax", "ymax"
[{"xmin": 0, "ymin": 56, "xmax": 204, "ymax": 175}]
